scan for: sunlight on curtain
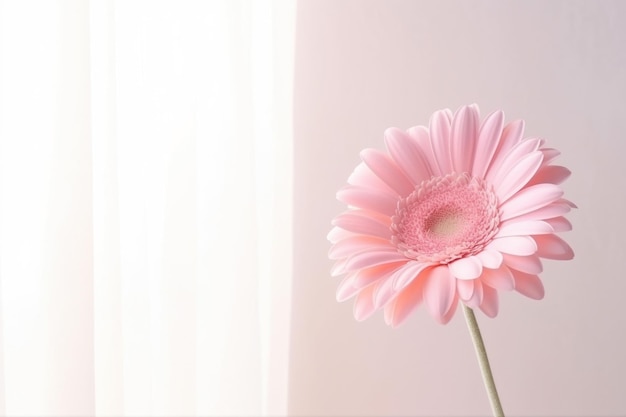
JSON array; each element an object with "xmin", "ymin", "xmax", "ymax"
[{"xmin": 0, "ymin": 0, "xmax": 294, "ymax": 415}]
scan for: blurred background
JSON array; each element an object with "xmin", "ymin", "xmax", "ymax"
[{"xmin": 0, "ymin": 0, "xmax": 624, "ymax": 416}]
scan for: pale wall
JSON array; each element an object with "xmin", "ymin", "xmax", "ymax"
[{"xmin": 290, "ymin": 1, "xmax": 626, "ymax": 416}]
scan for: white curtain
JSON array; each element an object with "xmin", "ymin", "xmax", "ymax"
[{"xmin": 0, "ymin": 0, "xmax": 294, "ymax": 415}]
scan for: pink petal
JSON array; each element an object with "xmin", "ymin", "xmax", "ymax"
[
  {"xmin": 407, "ymin": 125, "xmax": 441, "ymax": 176},
  {"xmin": 511, "ymin": 270, "xmax": 545, "ymax": 300},
  {"xmin": 387, "ymin": 273, "xmax": 426, "ymax": 327},
  {"xmin": 449, "ymin": 256, "xmax": 483, "ymax": 280},
  {"xmin": 423, "ymin": 265, "xmax": 456, "ymax": 321},
  {"xmin": 330, "ymin": 258, "xmax": 348, "ymax": 277},
  {"xmin": 391, "ymin": 261, "xmax": 431, "ymax": 290},
  {"xmin": 429, "ymin": 109, "xmax": 453, "ymax": 174},
  {"xmin": 353, "ymin": 283, "xmax": 377, "ymax": 321},
  {"xmin": 479, "ymin": 285, "xmax": 499, "ymax": 318},
  {"xmin": 337, "ymin": 185, "xmax": 398, "ymax": 215},
  {"xmin": 353, "ymin": 262, "xmax": 405, "ymax": 288},
  {"xmin": 494, "ymin": 151, "xmax": 544, "ymax": 203},
  {"xmin": 450, "ymin": 105, "xmax": 479, "ymax": 173},
  {"xmin": 384, "ymin": 127, "xmax": 432, "ymax": 185},
  {"xmin": 373, "ymin": 276, "xmax": 398, "ymax": 308},
  {"xmin": 327, "ymin": 226, "xmax": 353, "ymax": 244},
  {"xmin": 332, "ymin": 211, "xmax": 391, "ymax": 239},
  {"xmin": 439, "ymin": 293, "xmax": 459, "ymax": 324},
  {"xmin": 472, "ymin": 110, "xmax": 504, "ymax": 178},
  {"xmin": 466, "ymin": 280, "xmax": 484, "ymax": 308},
  {"xmin": 384, "ymin": 303, "xmax": 393, "ymax": 326},
  {"xmin": 501, "ymin": 119, "xmax": 525, "ymax": 147},
  {"xmin": 526, "ymin": 165, "xmax": 571, "ymax": 187},
  {"xmin": 480, "ymin": 264, "xmax": 515, "ymax": 290},
  {"xmin": 360, "ymin": 149, "xmax": 415, "ymax": 196},
  {"xmin": 348, "ymin": 162, "xmax": 397, "ymax": 195},
  {"xmin": 468, "ymin": 103, "xmax": 480, "ymax": 115},
  {"xmin": 506, "ymin": 201, "xmax": 571, "ymax": 223},
  {"xmin": 328, "ymin": 235, "xmax": 392, "ymax": 260},
  {"xmin": 500, "ymin": 183, "xmax": 564, "ymax": 221},
  {"xmin": 457, "ymin": 279, "xmax": 475, "ymax": 301},
  {"xmin": 502, "ymin": 253, "xmax": 543, "ymax": 274},
  {"xmin": 496, "ymin": 220, "xmax": 554, "ymax": 238},
  {"xmin": 533, "ymin": 234, "xmax": 574, "ymax": 260},
  {"xmin": 336, "ymin": 273, "xmax": 359, "ymax": 302},
  {"xmin": 541, "ymin": 148, "xmax": 561, "ymax": 164},
  {"xmin": 487, "ymin": 236, "xmax": 537, "ymax": 256},
  {"xmin": 484, "ymin": 119, "xmax": 525, "ymax": 179},
  {"xmin": 344, "ymin": 250, "xmax": 408, "ymax": 272},
  {"xmin": 476, "ymin": 249, "xmax": 503, "ymax": 269},
  {"xmin": 486, "ymin": 138, "xmax": 542, "ymax": 186},
  {"xmin": 545, "ymin": 216, "xmax": 572, "ymax": 232},
  {"xmin": 561, "ymin": 198, "xmax": 578, "ymax": 208}
]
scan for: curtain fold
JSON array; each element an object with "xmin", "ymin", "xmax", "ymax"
[{"xmin": 0, "ymin": 0, "xmax": 294, "ymax": 415}]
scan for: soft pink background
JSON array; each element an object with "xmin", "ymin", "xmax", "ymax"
[{"xmin": 289, "ymin": 1, "xmax": 626, "ymax": 416}]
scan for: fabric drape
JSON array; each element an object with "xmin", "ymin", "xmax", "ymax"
[{"xmin": 0, "ymin": 0, "xmax": 294, "ymax": 415}]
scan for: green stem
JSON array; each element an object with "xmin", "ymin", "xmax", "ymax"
[{"xmin": 462, "ymin": 304, "xmax": 505, "ymax": 417}]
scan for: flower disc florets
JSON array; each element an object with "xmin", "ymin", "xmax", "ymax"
[{"xmin": 391, "ymin": 173, "xmax": 500, "ymax": 264}]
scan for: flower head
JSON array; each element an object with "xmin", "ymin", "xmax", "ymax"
[{"xmin": 328, "ymin": 105, "xmax": 574, "ymax": 326}]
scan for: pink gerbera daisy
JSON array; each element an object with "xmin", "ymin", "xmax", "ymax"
[{"xmin": 328, "ymin": 104, "xmax": 574, "ymax": 326}]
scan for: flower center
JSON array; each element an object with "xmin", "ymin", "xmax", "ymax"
[
  {"xmin": 391, "ymin": 172, "xmax": 500, "ymax": 264},
  {"xmin": 426, "ymin": 207, "xmax": 463, "ymax": 238}
]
